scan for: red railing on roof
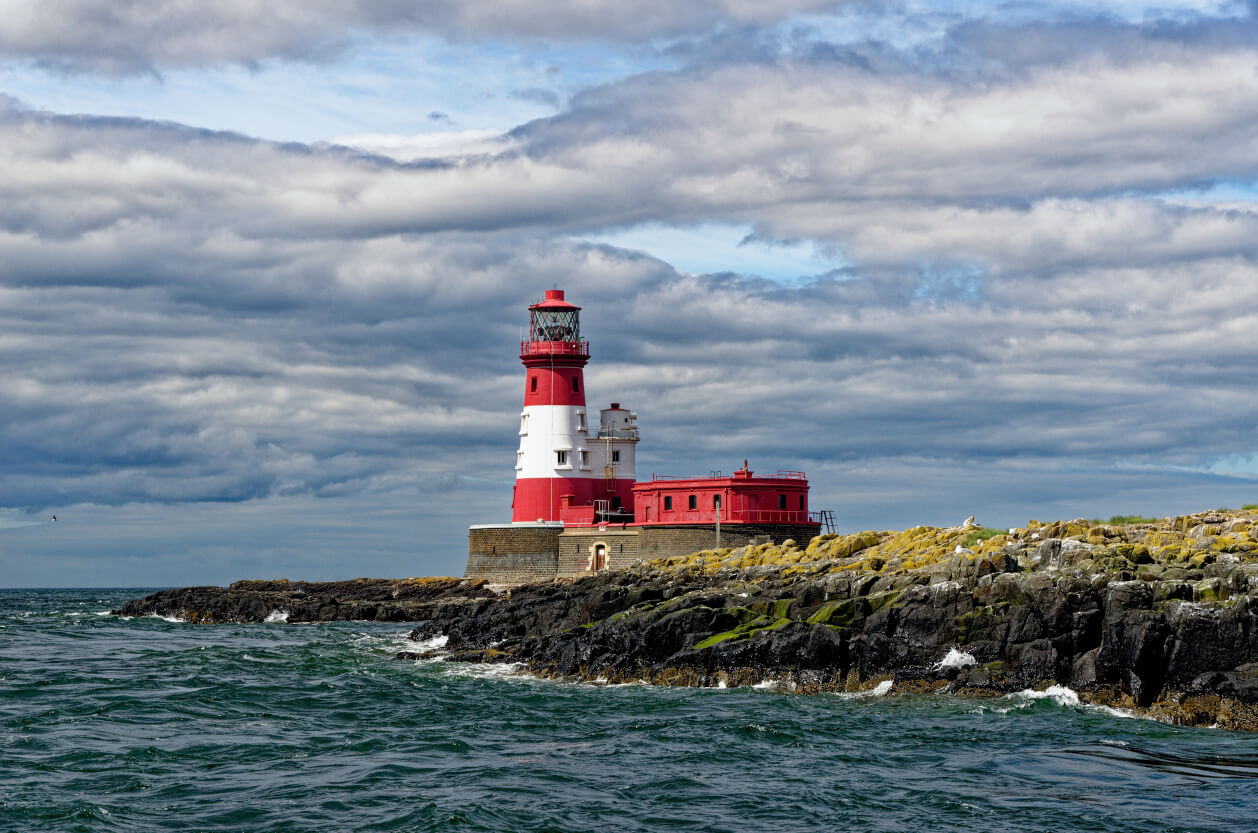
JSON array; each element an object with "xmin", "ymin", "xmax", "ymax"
[
  {"xmin": 520, "ymin": 339, "xmax": 590, "ymax": 357},
  {"xmin": 648, "ymin": 471, "xmax": 807, "ymax": 482}
]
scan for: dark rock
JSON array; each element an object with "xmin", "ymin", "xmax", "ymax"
[{"xmin": 116, "ymin": 530, "xmax": 1258, "ymax": 731}]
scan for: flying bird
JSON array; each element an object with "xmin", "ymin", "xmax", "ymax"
[{"xmin": 51, "ymin": 515, "xmax": 57, "ymax": 522}]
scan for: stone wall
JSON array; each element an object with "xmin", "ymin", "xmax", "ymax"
[
  {"xmin": 558, "ymin": 527, "xmax": 642, "ymax": 576},
  {"xmin": 637, "ymin": 524, "xmax": 820, "ymax": 562},
  {"xmin": 465, "ymin": 526, "xmax": 562, "ymax": 584},
  {"xmin": 556, "ymin": 523, "xmax": 821, "ymax": 578},
  {"xmin": 468, "ymin": 522, "xmax": 821, "ymax": 584}
]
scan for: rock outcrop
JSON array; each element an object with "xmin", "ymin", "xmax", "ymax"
[
  {"xmin": 113, "ymin": 577, "xmax": 496, "ymax": 623},
  {"xmin": 117, "ymin": 508, "xmax": 1258, "ymax": 730},
  {"xmin": 406, "ymin": 509, "xmax": 1258, "ymax": 731}
]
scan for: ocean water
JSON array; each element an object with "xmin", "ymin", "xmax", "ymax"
[{"xmin": 3, "ymin": 589, "xmax": 1258, "ymax": 833}]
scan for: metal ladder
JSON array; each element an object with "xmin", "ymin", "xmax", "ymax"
[{"xmin": 815, "ymin": 510, "xmax": 837, "ymax": 534}]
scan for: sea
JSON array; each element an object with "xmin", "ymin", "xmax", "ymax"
[{"xmin": 3, "ymin": 589, "xmax": 1258, "ymax": 833}]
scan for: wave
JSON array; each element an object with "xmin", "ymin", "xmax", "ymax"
[
  {"xmin": 935, "ymin": 647, "xmax": 977, "ymax": 670},
  {"xmin": 974, "ymin": 685, "xmax": 1144, "ymax": 721},
  {"xmin": 832, "ymin": 679, "xmax": 894, "ymax": 699}
]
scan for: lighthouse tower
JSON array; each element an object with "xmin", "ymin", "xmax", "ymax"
[{"xmin": 513, "ymin": 290, "xmax": 637, "ymax": 523}]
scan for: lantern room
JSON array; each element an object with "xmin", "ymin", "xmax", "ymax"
[{"xmin": 521, "ymin": 289, "xmax": 588, "ymax": 360}]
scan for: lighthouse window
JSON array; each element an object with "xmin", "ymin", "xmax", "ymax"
[
  {"xmin": 580, "ymin": 450, "xmax": 589, "ymax": 467},
  {"xmin": 572, "ymin": 377, "xmax": 580, "ymax": 392},
  {"xmin": 577, "ymin": 412, "xmax": 586, "ymax": 430},
  {"xmin": 611, "ymin": 450, "xmax": 620, "ymax": 463},
  {"xmin": 778, "ymin": 494, "xmax": 787, "ymax": 509},
  {"xmin": 799, "ymin": 496, "xmax": 805, "ymax": 510},
  {"xmin": 530, "ymin": 376, "xmax": 538, "ymax": 393},
  {"xmin": 556, "ymin": 450, "xmax": 568, "ymax": 466},
  {"xmin": 520, "ymin": 414, "xmax": 528, "ymax": 434},
  {"xmin": 688, "ymin": 495, "xmax": 697, "ymax": 510},
  {"xmin": 713, "ymin": 494, "xmax": 721, "ymax": 509},
  {"xmin": 664, "ymin": 496, "xmax": 673, "ymax": 511}
]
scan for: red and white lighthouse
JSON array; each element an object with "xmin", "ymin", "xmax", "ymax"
[{"xmin": 512, "ymin": 290, "xmax": 638, "ymax": 523}]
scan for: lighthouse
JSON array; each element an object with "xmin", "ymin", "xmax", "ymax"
[
  {"xmin": 466, "ymin": 288, "xmax": 823, "ymax": 585},
  {"xmin": 513, "ymin": 289, "xmax": 638, "ymax": 523}
]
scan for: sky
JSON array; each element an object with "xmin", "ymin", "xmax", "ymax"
[{"xmin": 2, "ymin": 0, "xmax": 1258, "ymax": 587}]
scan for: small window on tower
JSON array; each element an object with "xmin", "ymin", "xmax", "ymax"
[
  {"xmin": 799, "ymin": 495, "xmax": 805, "ymax": 510},
  {"xmin": 530, "ymin": 376, "xmax": 538, "ymax": 393},
  {"xmin": 557, "ymin": 450, "xmax": 568, "ymax": 466},
  {"xmin": 664, "ymin": 496, "xmax": 673, "ymax": 511},
  {"xmin": 611, "ymin": 450, "xmax": 620, "ymax": 463},
  {"xmin": 778, "ymin": 494, "xmax": 787, "ymax": 510},
  {"xmin": 713, "ymin": 494, "xmax": 722, "ymax": 509},
  {"xmin": 572, "ymin": 377, "xmax": 580, "ymax": 392},
  {"xmin": 520, "ymin": 414, "xmax": 528, "ymax": 434},
  {"xmin": 516, "ymin": 451, "xmax": 524, "ymax": 469},
  {"xmin": 577, "ymin": 412, "xmax": 586, "ymax": 430},
  {"xmin": 580, "ymin": 450, "xmax": 589, "ymax": 466},
  {"xmin": 688, "ymin": 495, "xmax": 697, "ymax": 510}
]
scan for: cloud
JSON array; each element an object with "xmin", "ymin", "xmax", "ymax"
[
  {"xmin": 5, "ymin": 13, "xmax": 1258, "ymax": 585},
  {"xmin": 333, "ymin": 130, "xmax": 514, "ymax": 161},
  {"xmin": 509, "ymin": 87, "xmax": 562, "ymax": 109},
  {"xmin": 0, "ymin": 0, "xmax": 846, "ymax": 74}
]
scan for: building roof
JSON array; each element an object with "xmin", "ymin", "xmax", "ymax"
[{"xmin": 529, "ymin": 289, "xmax": 580, "ymax": 311}]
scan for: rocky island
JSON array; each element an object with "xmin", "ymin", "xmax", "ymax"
[{"xmin": 116, "ymin": 507, "xmax": 1258, "ymax": 731}]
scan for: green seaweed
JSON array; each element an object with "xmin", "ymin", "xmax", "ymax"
[
  {"xmin": 694, "ymin": 616, "xmax": 791, "ymax": 650},
  {"xmin": 748, "ymin": 598, "xmax": 795, "ymax": 619},
  {"xmin": 955, "ymin": 605, "xmax": 1007, "ymax": 644},
  {"xmin": 807, "ymin": 598, "xmax": 862, "ymax": 628}
]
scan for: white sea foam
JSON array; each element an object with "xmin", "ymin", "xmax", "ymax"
[
  {"xmin": 147, "ymin": 614, "xmax": 185, "ymax": 624},
  {"xmin": 983, "ymin": 685, "xmax": 1145, "ymax": 721},
  {"xmin": 936, "ymin": 647, "xmax": 977, "ymax": 670},
  {"xmin": 410, "ymin": 634, "xmax": 449, "ymax": 652},
  {"xmin": 445, "ymin": 661, "xmax": 528, "ymax": 680},
  {"xmin": 264, "ymin": 610, "xmax": 289, "ymax": 623},
  {"xmin": 1021, "ymin": 684, "xmax": 1080, "ymax": 705},
  {"xmin": 1000, "ymin": 684, "xmax": 1080, "ymax": 709},
  {"xmin": 752, "ymin": 679, "xmax": 780, "ymax": 690},
  {"xmin": 833, "ymin": 679, "xmax": 894, "ymax": 699},
  {"xmin": 716, "ymin": 680, "xmax": 728, "ymax": 689},
  {"xmin": 585, "ymin": 678, "xmax": 644, "ymax": 688},
  {"xmin": 351, "ymin": 630, "xmax": 431, "ymax": 657}
]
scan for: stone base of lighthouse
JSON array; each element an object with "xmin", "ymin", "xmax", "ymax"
[
  {"xmin": 465, "ymin": 523, "xmax": 564, "ymax": 585},
  {"xmin": 465, "ymin": 522, "xmax": 821, "ymax": 586}
]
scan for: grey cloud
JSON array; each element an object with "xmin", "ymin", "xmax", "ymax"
[
  {"xmin": 5, "ymin": 21, "xmax": 1258, "ymax": 564},
  {"xmin": 12, "ymin": 42, "xmax": 1258, "ymax": 273},
  {"xmin": 0, "ymin": 0, "xmax": 846, "ymax": 74},
  {"xmin": 509, "ymin": 88, "xmax": 562, "ymax": 109},
  {"xmin": 944, "ymin": 5, "xmax": 1258, "ymax": 74}
]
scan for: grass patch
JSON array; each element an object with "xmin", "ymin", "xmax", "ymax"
[
  {"xmin": 962, "ymin": 527, "xmax": 1005, "ymax": 548},
  {"xmin": 1090, "ymin": 515, "xmax": 1160, "ymax": 525},
  {"xmin": 1243, "ymin": 504, "xmax": 1258, "ymax": 511}
]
